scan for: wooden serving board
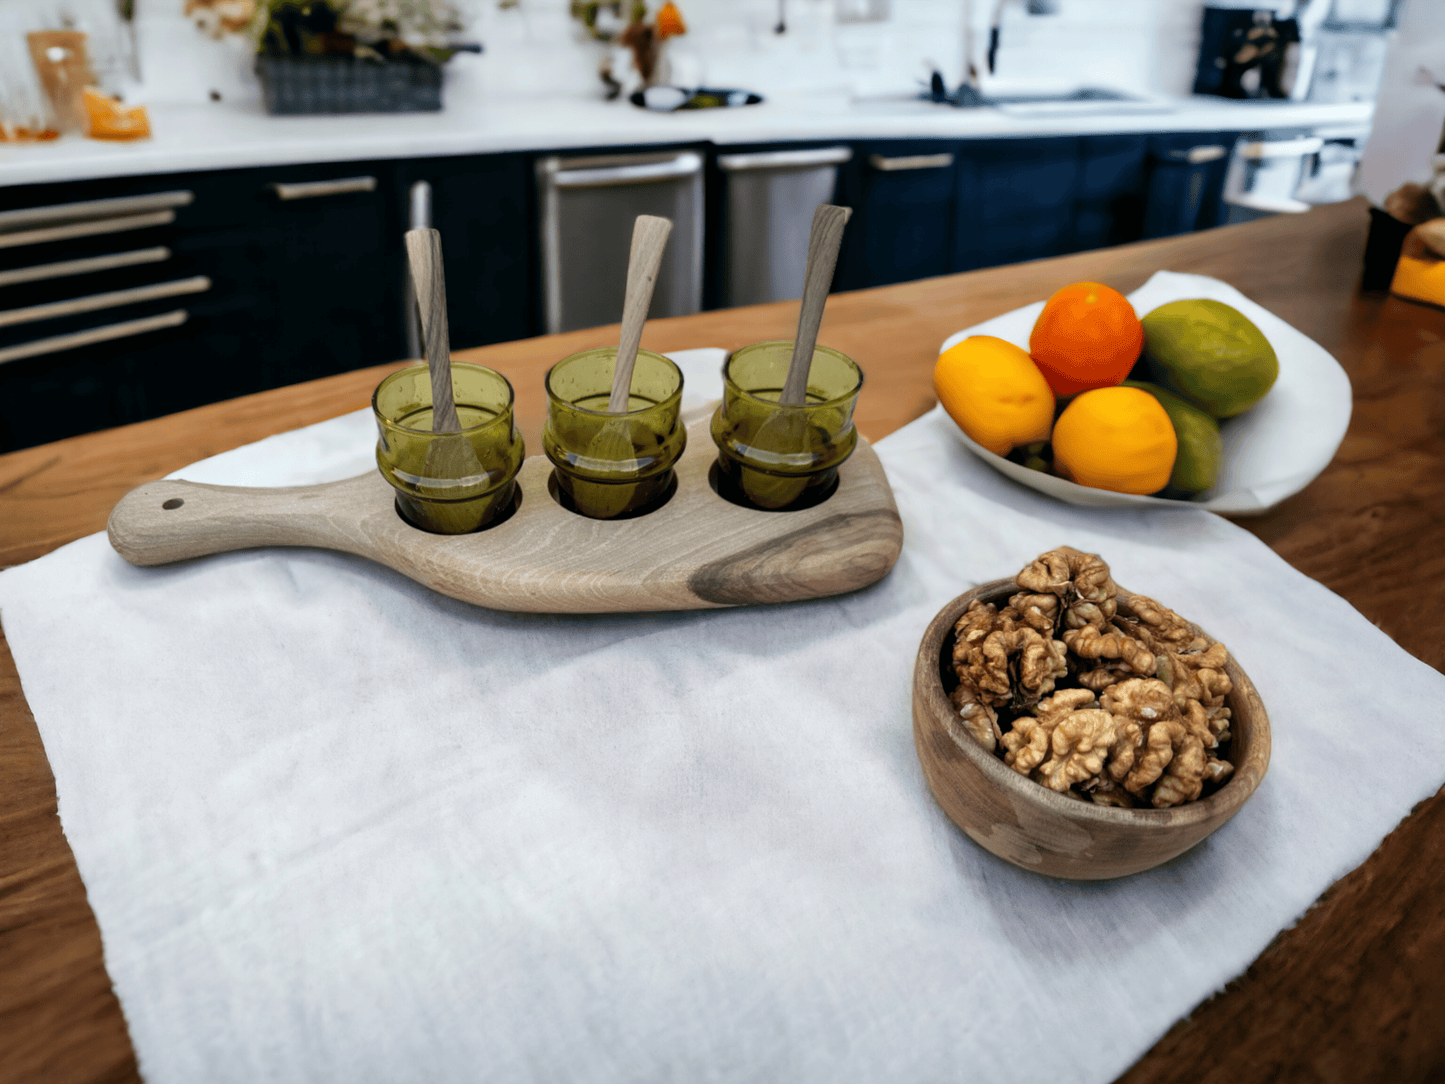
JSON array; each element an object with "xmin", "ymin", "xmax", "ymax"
[{"xmin": 106, "ymin": 417, "xmax": 904, "ymax": 613}]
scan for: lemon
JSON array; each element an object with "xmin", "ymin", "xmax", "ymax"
[
  {"xmin": 934, "ymin": 335, "xmax": 1054, "ymax": 456},
  {"xmin": 1125, "ymin": 381, "xmax": 1223, "ymax": 496},
  {"xmin": 1052, "ymin": 386, "xmax": 1177, "ymax": 495}
]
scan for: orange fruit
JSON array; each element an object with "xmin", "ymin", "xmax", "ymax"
[
  {"xmin": 1028, "ymin": 282, "xmax": 1144, "ymax": 397},
  {"xmin": 82, "ymin": 87, "xmax": 150, "ymax": 141},
  {"xmin": 1051, "ymin": 385, "xmax": 1177, "ymax": 494},
  {"xmin": 934, "ymin": 335, "xmax": 1054, "ymax": 456}
]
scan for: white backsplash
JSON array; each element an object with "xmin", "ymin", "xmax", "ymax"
[
  {"xmin": 121, "ymin": 0, "xmax": 1234, "ymax": 107},
  {"xmin": 464, "ymin": 0, "xmax": 1217, "ymax": 103},
  {"xmin": 132, "ymin": 7, "xmax": 258, "ymax": 106}
]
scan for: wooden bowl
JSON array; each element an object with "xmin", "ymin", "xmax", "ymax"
[{"xmin": 912, "ymin": 579, "xmax": 1271, "ymax": 880}]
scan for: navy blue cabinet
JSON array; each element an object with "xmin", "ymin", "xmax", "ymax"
[
  {"xmin": 398, "ymin": 153, "xmax": 537, "ymax": 352},
  {"xmin": 1140, "ymin": 131, "xmax": 1237, "ymax": 239},
  {"xmin": 834, "ymin": 140, "xmax": 962, "ymax": 291},
  {"xmin": 955, "ymin": 136, "xmax": 1076, "ymax": 271},
  {"xmin": 0, "ymin": 126, "xmax": 1244, "ymax": 452},
  {"xmin": 955, "ymin": 134, "xmax": 1150, "ymax": 272},
  {"xmin": 174, "ymin": 160, "xmax": 407, "ymax": 391},
  {"xmin": 831, "ymin": 130, "xmax": 1236, "ymax": 294},
  {"xmin": 0, "ymin": 161, "xmax": 407, "ymax": 451},
  {"xmin": 1071, "ymin": 134, "xmax": 1150, "ymax": 251},
  {"xmin": 0, "ymin": 194, "xmax": 190, "ymax": 450}
]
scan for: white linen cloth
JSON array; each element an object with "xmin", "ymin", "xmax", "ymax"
[{"xmin": 2, "ymin": 346, "xmax": 1442, "ymax": 1084}]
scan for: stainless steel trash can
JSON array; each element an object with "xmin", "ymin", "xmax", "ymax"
[
  {"xmin": 536, "ymin": 150, "xmax": 705, "ymax": 335},
  {"xmin": 716, "ymin": 146, "xmax": 851, "ymax": 308}
]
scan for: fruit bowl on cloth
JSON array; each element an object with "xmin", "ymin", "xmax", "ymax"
[{"xmin": 936, "ymin": 270, "xmax": 1352, "ymax": 514}]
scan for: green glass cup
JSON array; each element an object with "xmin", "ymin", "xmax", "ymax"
[
  {"xmin": 373, "ymin": 362, "xmax": 525, "ymax": 534},
  {"xmin": 710, "ymin": 341, "xmax": 863, "ymax": 511},
  {"xmin": 542, "ymin": 346, "xmax": 686, "ymax": 520}
]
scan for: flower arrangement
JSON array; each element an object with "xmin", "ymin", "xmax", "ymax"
[
  {"xmin": 248, "ymin": 0, "xmax": 467, "ymax": 63},
  {"xmin": 246, "ymin": 0, "xmax": 477, "ymax": 114},
  {"xmin": 571, "ymin": 1, "xmax": 687, "ymax": 97}
]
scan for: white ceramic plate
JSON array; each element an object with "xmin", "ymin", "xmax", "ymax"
[{"xmin": 937, "ymin": 270, "xmax": 1353, "ymax": 514}]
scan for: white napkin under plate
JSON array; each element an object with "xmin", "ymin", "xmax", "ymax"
[{"xmin": 2, "ymin": 347, "xmax": 1442, "ymax": 1084}]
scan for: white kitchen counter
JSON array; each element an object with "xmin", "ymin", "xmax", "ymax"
[{"xmin": 0, "ymin": 86, "xmax": 1372, "ymax": 188}]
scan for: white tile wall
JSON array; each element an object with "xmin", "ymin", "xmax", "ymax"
[
  {"xmin": 457, "ymin": 0, "xmax": 1230, "ymax": 103},
  {"xmin": 124, "ymin": 0, "xmax": 1287, "ymax": 107}
]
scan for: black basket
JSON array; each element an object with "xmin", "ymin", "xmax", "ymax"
[{"xmin": 256, "ymin": 54, "xmax": 443, "ymax": 115}]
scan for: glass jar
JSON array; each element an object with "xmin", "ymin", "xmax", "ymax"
[
  {"xmin": 710, "ymin": 341, "xmax": 863, "ymax": 510},
  {"xmin": 542, "ymin": 346, "xmax": 686, "ymax": 520},
  {"xmin": 373, "ymin": 362, "xmax": 525, "ymax": 534}
]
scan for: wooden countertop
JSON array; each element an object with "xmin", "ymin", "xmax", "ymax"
[{"xmin": 3, "ymin": 197, "xmax": 1442, "ymax": 1083}]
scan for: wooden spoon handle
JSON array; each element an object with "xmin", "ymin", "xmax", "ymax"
[
  {"xmin": 106, "ymin": 476, "xmax": 372, "ymax": 567},
  {"xmin": 405, "ymin": 228, "xmax": 461, "ymax": 434},
  {"xmin": 782, "ymin": 204, "xmax": 852, "ymax": 406},
  {"xmin": 609, "ymin": 215, "xmax": 674, "ymax": 413}
]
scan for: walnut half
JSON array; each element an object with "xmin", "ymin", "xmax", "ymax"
[{"xmin": 947, "ymin": 549, "xmax": 1237, "ymax": 810}]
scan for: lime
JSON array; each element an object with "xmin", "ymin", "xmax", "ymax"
[
  {"xmin": 1125, "ymin": 381, "xmax": 1223, "ymax": 497},
  {"xmin": 1141, "ymin": 299, "xmax": 1278, "ymax": 418}
]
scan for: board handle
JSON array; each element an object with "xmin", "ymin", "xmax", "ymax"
[{"xmin": 107, "ymin": 476, "xmax": 364, "ymax": 566}]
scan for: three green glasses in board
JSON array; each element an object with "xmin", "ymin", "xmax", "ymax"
[{"xmin": 373, "ymin": 344, "xmax": 863, "ymax": 533}]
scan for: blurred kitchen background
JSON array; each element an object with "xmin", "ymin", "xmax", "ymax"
[
  {"xmin": 1, "ymin": 0, "xmax": 1392, "ymax": 107},
  {"xmin": 0, "ymin": 0, "xmax": 1403, "ymax": 450}
]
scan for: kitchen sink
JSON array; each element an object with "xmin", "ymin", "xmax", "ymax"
[
  {"xmin": 848, "ymin": 85, "xmax": 1176, "ymax": 118},
  {"xmin": 987, "ymin": 88, "xmax": 1176, "ymax": 117}
]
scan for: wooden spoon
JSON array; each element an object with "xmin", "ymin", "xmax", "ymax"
[
  {"xmin": 744, "ymin": 203, "xmax": 852, "ymax": 507},
  {"xmin": 780, "ymin": 203, "xmax": 852, "ymax": 408},
  {"xmin": 587, "ymin": 214, "xmax": 674, "ymax": 464},
  {"xmin": 404, "ymin": 228, "xmax": 484, "ymax": 531}
]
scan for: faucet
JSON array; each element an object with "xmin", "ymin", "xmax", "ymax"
[
  {"xmin": 952, "ymin": 0, "xmax": 987, "ymax": 104},
  {"xmin": 985, "ymin": 0, "xmax": 1059, "ymax": 75},
  {"xmin": 1285, "ymin": 0, "xmax": 1331, "ymax": 102},
  {"xmin": 953, "ymin": 0, "xmax": 1060, "ymax": 103}
]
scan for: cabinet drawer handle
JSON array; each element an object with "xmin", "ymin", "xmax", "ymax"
[
  {"xmin": 1238, "ymin": 137, "xmax": 1325, "ymax": 160},
  {"xmin": 0, "ymin": 247, "xmax": 171, "ymax": 289},
  {"xmin": 0, "ymin": 276, "xmax": 210, "ymax": 330},
  {"xmin": 0, "ymin": 211, "xmax": 176, "ymax": 251},
  {"xmin": 867, "ymin": 152, "xmax": 955, "ymax": 171},
  {"xmin": 0, "ymin": 309, "xmax": 188, "ymax": 367},
  {"xmin": 1222, "ymin": 191, "xmax": 1312, "ymax": 214},
  {"xmin": 546, "ymin": 152, "xmax": 704, "ymax": 189},
  {"xmin": 718, "ymin": 147, "xmax": 852, "ymax": 172},
  {"xmin": 409, "ymin": 180, "xmax": 432, "ymax": 229},
  {"xmin": 1167, "ymin": 145, "xmax": 1228, "ymax": 165},
  {"xmin": 269, "ymin": 176, "xmax": 378, "ymax": 200},
  {"xmin": 0, "ymin": 190, "xmax": 193, "ymax": 232}
]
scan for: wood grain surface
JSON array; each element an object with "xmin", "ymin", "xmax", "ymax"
[
  {"xmin": 104, "ymin": 419, "xmax": 903, "ymax": 612},
  {"xmin": 404, "ymin": 228, "xmax": 463, "ymax": 435},
  {"xmin": 608, "ymin": 214, "xmax": 673, "ymax": 411},
  {"xmin": 782, "ymin": 203, "xmax": 852, "ymax": 405},
  {"xmin": 912, "ymin": 579, "xmax": 1271, "ymax": 881},
  {"xmin": 3, "ymin": 198, "xmax": 1444, "ymax": 1083}
]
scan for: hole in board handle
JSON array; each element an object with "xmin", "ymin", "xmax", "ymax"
[{"xmin": 162, "ymin": 498, "xmax": 184, "ymax": 510}]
